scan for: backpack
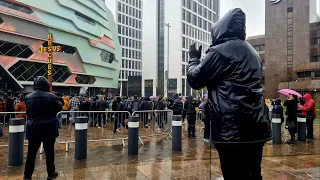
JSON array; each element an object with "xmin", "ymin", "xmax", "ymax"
[
  {"xmin": 133, "ymin": 101, "xmax": 139, "ymax": 111},
  {"xmin": 149, "ymin": 101, "xmax": 153, "ymax": 110},
  {"xmin": 90, "ymin": 101, "xmax": 97, "ymax": 111},
  {"xmin": 187, "ymin": 102, "xmax": 196, "ymax": 114},
  {"xmin": 126, "ymin": 101, "xmax": 132, "ymax": 111},
  {"xmin": 157, "ymin": 101, "xmax": 165, "ymax": 110}
]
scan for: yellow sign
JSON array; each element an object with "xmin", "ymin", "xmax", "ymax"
[{"xmin": 39, "ymin": 33, "xmax": 62, "ymax": 92}]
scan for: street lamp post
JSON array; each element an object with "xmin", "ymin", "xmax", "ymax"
[{"xmin": 165, "ymin": 23, "xmax": 171, "ymax": 97}]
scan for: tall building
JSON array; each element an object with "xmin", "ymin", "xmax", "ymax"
[
  {"xmin": 247, "ymin": 0, "xmax": 320, "ymax": 102},
  {"xmin": 142, "ymin": 0, "xmax": 219, "ymax": 97},
  {"xmin": 105, "ymin": 0, "xmax": 143, "ymax": 96},
  {"xmin": 0, "ymin": 0, "xmax": 121, "ymax": 96}
]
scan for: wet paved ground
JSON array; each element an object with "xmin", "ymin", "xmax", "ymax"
[{"xmin": 0, "ymin": 120, "xmax": 320, "ymax": 180}]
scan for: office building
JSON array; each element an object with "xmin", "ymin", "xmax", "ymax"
[
  {"xmin": 142, "ymin": 0, "xmax": 219, "ymax": 97},
  {"xmin": 106, "ymin": 0, "xmax": 143, "ymax": 96},
  {"xmin": 247, "ymin": 0, "xmax": 320, "ymax": 102},
  {"xmin": 0, "ymin": 0, "xmax": 121, "ymax": 95}
]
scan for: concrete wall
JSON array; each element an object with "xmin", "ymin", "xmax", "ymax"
[{"xmin": 265, "ymin": 0, "xmax": 289, "ymax": 99}]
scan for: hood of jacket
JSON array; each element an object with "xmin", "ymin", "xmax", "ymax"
[
  {"xmin": 158, "ymin": 95, "xmax": 163, "ymax": 101},
  {"xmin": 187, "ymin": 95, "xmax": 193, "ymax": 102},
  {"xmin": 116, "ymin": 97, "xmax": 121, "ymax": 102},
  {"xmin": 211, "ymin": 8, "xmax": 246, "ymax": 46},
  {"xmin": 173, "ymin": 93, "xmax": 179, "ymax": 100},
  {"xmin": 33, "ymin": 76, "xmax": 50, "ymax": 92},
  {"xmin": 303, "ymin": 93, "xmax": 312, "ymax": 101},
  {"xmin": 274, "ymin": 98, "xmax": 281, "ymax": 106}
]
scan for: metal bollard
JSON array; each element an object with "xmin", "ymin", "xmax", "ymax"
[
  {"xmin": 128, "ymin": 116, "xmax": 139, "ymax": 155},
  {"xmin": 272, "ymin": 114, "xmax": 282, "ymax": 144},
  {"xmin": 8, "ymin": 118, "xmax": 25, "ymax": 166},
  {"xmin": 172, "ymin": 115, "xmax": 182, "ymax": 152},
  {"xmin": 297, "ymin": 114, "xmax": 306, "ymax": 141},
  {"xmin": 75, "ymin": 116, "xmax": 88, "ymax": 160}
]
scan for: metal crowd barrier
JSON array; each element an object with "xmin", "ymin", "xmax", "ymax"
[
  {"xmin": 132, "ymin": 110, "xmax": 173, "ymax": 144},
  {"xmin": 1, "ymin": 110, "xmax": 174, "ymax": 152},
  {"xmin": 56, "ymin": 110, "xmax": 131, "ymax": 151}
]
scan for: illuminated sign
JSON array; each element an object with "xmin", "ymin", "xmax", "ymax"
[
  {"xmin": 39, "ymin": 33, "xmax": 62, "ymax": 92},
  {"xmin": 270, "ymin": 0, "xmax": 281, "ymax": 4}
]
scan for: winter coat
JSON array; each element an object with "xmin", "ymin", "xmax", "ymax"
[
  {"xmin": 139, "ymin": 97, "xmax": 150, "ymax": 111},
  {"xmin": 156, "ymin": 96, "xmax": 166, "ymax": 110},
  {"xmin": 284, "ymin": 98, "xmax": 298, "ymax": 125},
  {"xmin": 62, "ymin": 96, "xmax": 70, "ymax": 110},
  {"xmin": 184, "ymin": 96, "xmax": 198, "ymax": 115},
  {"xmin": 171, "ymin": 93, "xmax": 183, "ymax": 115},
  {"xmin": 300, "ymin": 93, "xmax": 316, "ymax": 120},
  {"xmin": 14, "ymin": 101, "xmax": 26, "ymax": 119},
  {"xmin": 187, "ymin": 8, "xmax": 271, "ymax": 143},
  {"xmin": 79, "ymin": 101, "xmax": 91, "ymax": 111},
  {"xmin": 272, "ymin": 99, "xmax": 284, "ymax": 123},
  {"xmin": 201, "ymin": 100, "xmax": 210, "ymax": 120},
  {"xmin": 25, "ymin": 76, "xmax": 62, "ymax": 141},
  {"xmin": 96, "ymin": 99, "xmax": 107, "ymax": 111}
]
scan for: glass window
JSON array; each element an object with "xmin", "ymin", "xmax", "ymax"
[
  {"xmin": 182, "ymin": 51, "xmax": 185, "ymax": 62},
  {"xmin": 182, "ymin": 10, "xmax": 185, "ymax": 21},
  {"xmin": 100, "ymin": 51, "xmax": 115, "ymax": 63},
  {"xmin": 182, "ymin": 65, "xmax": 186, "ymax": 76},
  {"xmin": 75, "ymin": 11, "xmax": 95, "ymax": 26},
  {"xmin": 0, "ymin": 0, "xmax": 33, "ymax": 14},
  {"xmin": 8, "ymin": 61, "xmax": 72, "ymax": 83},
  {"xmin": 118, "ymin": 2, "xmax": 121, "ymax": 11},
  {"xmin": 297, "ymin": 71, "xmax": 311, "ymax": 78},
  {"xmin": 182, "ymin": 37, "xmax": 185, "ymax": 48},
  {"xmin": 312, "ymin": 56, "xmax": 320, "ymax": 62},
  {"xmin": 192, "ymin": 14, "xmax": 196, "ymax": 25},
  {"xmin": 193, "ymin": 1, "xmax": 197, "ymax": 12}
]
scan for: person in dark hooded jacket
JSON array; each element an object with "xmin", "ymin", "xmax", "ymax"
[
  {"xmin": 272, "ymin": 98, "xmax": 284, "ymax": 124},
  {"xmin": 184, "ymin": 96, "xmax": 198, "ymax": 138},
  {"xmin": 170, "ymin": 93, "xmax": 183, "ymax": 115},
  {"xmin": 139, "ymin": 97, "xmax": 150, "ymax": 128},
  {"xmin": 187, "ymin": 8, "xmax": 271, "ymax": 180},
  {"xmin": 24, "ymin": 76, "xmax": 61, "ymax": 180}
]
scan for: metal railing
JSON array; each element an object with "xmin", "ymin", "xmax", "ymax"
[
  {"xmin": 132, "ymin": 110, "xmax": 173, "ymax": 143},
  {"xmin": 1, "ymin": 110, "xmax": 174, "ymax": 152},
  {"xmin": 56, "ymin": 110, "xmax": 131, "ymax": 151}
]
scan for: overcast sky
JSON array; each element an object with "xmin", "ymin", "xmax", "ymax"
[{"xmin": 220, "ymin": 0, "xmax": 265, "ymax": 38}]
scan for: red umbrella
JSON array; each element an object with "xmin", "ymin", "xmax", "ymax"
[{"xmin": 278, "ymin": 89, "xmax": 302, "ymax": 98}]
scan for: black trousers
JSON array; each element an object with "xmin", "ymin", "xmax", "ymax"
[
  {"xmin": 203, "ymin": 119, "xmax": 210, "ymax": 139},
  {"xmin": 24, "ymin": 139, "xmax": 56, "ymax": 177},
  {"xmin": 215, "ymin": 143, "xmax": 264, "ymax": 180},
  {"xmin": 156, "ymin": 113, "xmax": 164, "ymax": 129},
  {"xmin": 97, "ymin": 112, "xmax": 106, "ymax": 127},
  {"xmin": 306, "ymin": 118, "xmax": 314, "ymax": 138},
  {"xmin": 187, "ymin": 114, "xmax": 196, "ymax": 136}
]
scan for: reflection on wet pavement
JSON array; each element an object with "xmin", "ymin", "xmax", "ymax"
[{"xmin": 0, "ymin": 123, "xmax": 319, "ymax": 179}]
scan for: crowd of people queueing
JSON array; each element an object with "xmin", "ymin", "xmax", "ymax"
[
  {"xmin": 0, "ymin": 88, "xmax": 211, "ymax": 141},
  {"xmin": 266, "ymin": 93, "xmax": 317, "ymax": 144}
]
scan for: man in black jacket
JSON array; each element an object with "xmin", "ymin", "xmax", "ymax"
[
  {"xmin": 184, "ymin": 96, "xmax": 198, "ymax": 138},
  {"xmin": 187, "ymin": 8, "xmax": 271, "ymax": 180},
  {"xmin": 96, "ymin": 95, "xmax": 107, "ymax": 128},
  {"xmin": 170, "ymin": 93, "xmax": 183, "ymax": 115},
  {"xmin": 24, "ymin": 76, "xmax": 62, "ymax": 180}
]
